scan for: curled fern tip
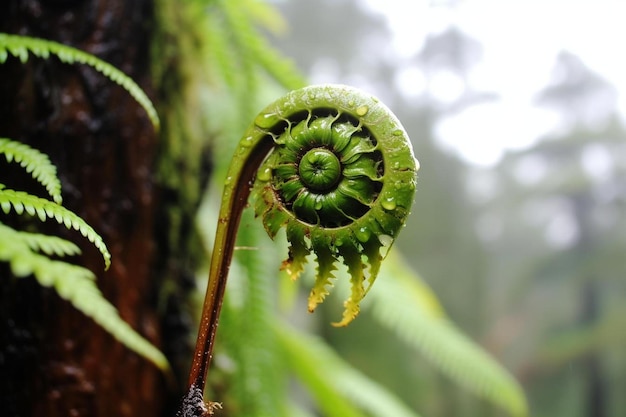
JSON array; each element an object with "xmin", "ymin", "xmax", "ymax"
[{"xmin": 250, "ymin": 84, "xmax": 419, "ymax": 325}]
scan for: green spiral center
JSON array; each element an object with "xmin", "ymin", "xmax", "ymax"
[
  {"xmin": 264, "ymin": 112, "xmax": 384, "ymax": 228},
  {"xmin": 298, "ymin": 148, "xmax": 341, "ymax": 192}
]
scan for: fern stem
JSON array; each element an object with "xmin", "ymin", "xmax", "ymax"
[{"xmin": 187, "ymin": 136, "xmax": 274, "ymax": 391}]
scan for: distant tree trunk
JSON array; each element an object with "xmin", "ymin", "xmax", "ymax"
[
  {"xmin": 573, "ymin": 195, "xmax": 607, "ymax": 417},
  {"xmin": 0, "ymin": 1, "xmax": 199, "ymax": 416}
]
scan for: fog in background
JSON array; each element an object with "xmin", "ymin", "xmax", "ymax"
[{"xmin": 268, "ymin": 1, "xmax": 626, "ymax": 416}]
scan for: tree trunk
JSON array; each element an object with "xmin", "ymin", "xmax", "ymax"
[{"xmin": 0, "ymin": 1, "xmax": 199, "ymax": 415}]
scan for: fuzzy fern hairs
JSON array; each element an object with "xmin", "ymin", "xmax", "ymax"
[{"xmin": 180, "ymin": 84, "xmax": 418, "ymax": 415}]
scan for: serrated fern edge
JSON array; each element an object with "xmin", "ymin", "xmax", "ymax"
[
  {"xmin": 0, "ymin": 33, "xmax": 160, "ymax": 130},
  {"xmin": 0, "ymin": 137, "xmax": 63, "ymax": 204},
  {"xmin": 0, "ymin": 222, "xmax": 169, "ymax": 370},
  {"xmin": 0, "ymin": 187, "xmax": 111, "ymax": 270}
]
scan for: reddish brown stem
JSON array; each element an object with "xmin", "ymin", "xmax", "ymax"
[{"xmin": 178, "ymin": 136, "xmax": 274, "ymax": 415}]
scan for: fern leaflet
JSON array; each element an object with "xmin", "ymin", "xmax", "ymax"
[
  {"xmin": 0, "ymin": 222, "xmax": 169, "ymax": 370},
  {"xmin": 0, "ymin": 138, "xmax": 63, "ymax": 204},
  {"xmin": 276, "ymin": 323, "xmax": 422, "ymax": 417},
  {"xmin": 0, "ymin": 33, "xmax": 159, "ymax": 130},
  {"xmin": 0, "ymin": 187, "xmax": 111, "ymax": 270},
  {"xmin": 369, "ymin": 251, "xmax": 528, "ymax": 417}
]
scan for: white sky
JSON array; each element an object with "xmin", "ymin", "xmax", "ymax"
[{"xmin": 360, "ymin": 0, "xmax": 626, "ymax": 165}]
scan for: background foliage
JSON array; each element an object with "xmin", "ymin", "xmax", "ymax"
[{"xmin": 267, "ymin": 1, "xmax": 626, "ymax": 417}]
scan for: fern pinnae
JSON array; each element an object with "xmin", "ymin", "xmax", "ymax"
[
  {"xmin": 0, "ymin": 222, "xmax": 168, "ymax": 370},
  {"xmin": 0, "ymin": 138, "xmax": 63, "ymax": 204},
  {"xmin": 0, "ymin": 33, "xmax": 160, "ymax": 130},
  {"xmin": 234, "ymin": 216, "xmax": 284, "ymax": 415},
  {"xmin": 0, "ymin": 188, "xmax": 111, "ymax": 269},
  {"xmin": 369, "ymin": 252, "xmax": 528, "ymax": 417},
  {"xmin": 276, "ymin": 323, "xmax": 422, "ymax": 417},
  {"xmin": 218, "ymin": 0, "xmax": 261, "ymax": 118},
  {"xmin": 22, "ymin": 230, "xmax": 81, "ymax": 257}
]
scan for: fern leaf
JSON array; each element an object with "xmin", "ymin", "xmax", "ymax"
[
  {"xmin": 22, "ymin": 231, "xmax": 81, "ymax": 257},
  {"xmin": 0, "ymin": 33, "xmax": 159, "ymax": 130},
  {"xmin": 369, "ymin": 251, "xmax": 528, "ymax": 417},
  {"xmin": 218, "ymin": 0, "xmax": 305, "ymax": 92},
  {"xmin": 0, "ymin": 222, "xmax": 169, "ymax": 370},
  {"xmin": 0, "ymin": 138, "xmax": 63, "ymax": 204},
  {"xmin": 233, "ymin": 215, "xmax": 286, "ymax": 415},
  {"xmin": 0, "ymin": 188, "xmax": 111, "ymax": 269},
  {"xmin": 276, "ymin": 323, "xmax": 422, "ymax": 417}
]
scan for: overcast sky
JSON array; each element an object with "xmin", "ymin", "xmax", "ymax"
[{"xmin": 358, "ymin": 0, "xmax": 624, "ymax": 165}]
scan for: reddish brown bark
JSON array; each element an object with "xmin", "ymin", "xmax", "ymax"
[{"xmin": 0, "ymin": 1, "xmax": 183, "ymax": 415}]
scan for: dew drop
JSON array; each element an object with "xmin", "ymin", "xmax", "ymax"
[
  {"xmin": 314, "ymin": 196, "xmax": 323, "ymax": 210},
  {"xmin": 224, "ymin": 176, "xmax": 232, "ymax": 185},
  {"xmin": 240, "ymin": 136, "xmax": 254, "ymax": 148},
  {"xmin": 378, "ymin": 234, "xmax": 393, "ymax": 247},
  {"xmin": 255, "ymin": 113, "xmax": 276, "ymax": 129},
  {"xmin": 257, "ymin": 167, "xmax": 271, "ymax": 182},
  {"xmin": 415, "ymin": 157, "xmax": 421, "ymax": 172},
  {"xmin": 355, "ymin": 226, "xmax": 371, "ymax": 243},
  {"xmin": 356, "ymin": 106, "xmax": 369, "ymax": 116},
  {"xmin": 381, "ymin": 196, "xmax": 396, "ymax": 210}
]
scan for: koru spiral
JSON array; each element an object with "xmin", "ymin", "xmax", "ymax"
[{"xmin": 250, "ymin": 84, "xmax": 419, "ymax": 326}]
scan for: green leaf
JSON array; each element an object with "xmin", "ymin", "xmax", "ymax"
[
  {"xmin": 0, "ymin": 222, "xmax": 169, "ymax": 370},
  {"xmin": 0, "ymin": 188, "xmax": 111, "ymax": 270},
  {"xmin": 369, "ymin": 250, "xmax": 528, "ymax": 417},
  {"xmin": 0, "ymin": 138, "xmax": 63, "ymax": 204},
  {"xmin": 276, "ymin": 322, "xmax": 422, "ymax": 417},
  {"xmin": 0, "ymin": 33, "xmax": 159, "ymax": 130}
]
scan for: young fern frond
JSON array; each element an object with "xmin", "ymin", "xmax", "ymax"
[
  {"xmin": 0, "ymin": 222, "xmax": 169, "ymax": 370},
  {"xmin": 0, "ymin": 138, "xmax": 63, "ymax": 204},
  {"xmin": 0, "ymin": 187, "xmax": 111, "ymax": 270},
  {"xmin": 369, "ymin": 251, "xmax": 528, "ymax": 417},
  {"xmin": 180, "ymin": 84, "xmax": 419, "ymax": 414},
  {"xmin": 0, "ymin": 33, "xmax": 160, "ymax": 130}
]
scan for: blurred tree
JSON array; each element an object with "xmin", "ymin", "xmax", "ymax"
[
  {"xmin": 479, "ymin": 51, "xmax": 626, "ymax": 417},
  {"xmin": 0, "ymin": 1, "xmax": 216, "ymax": 415},
  {"xmin": 0, "ymin": 1, "xmax": 183, "ymax": 415}
]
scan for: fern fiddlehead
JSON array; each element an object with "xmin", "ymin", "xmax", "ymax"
[{"xmin": 180, "ymin": 85, "xmax": 418, "ymax": 416}]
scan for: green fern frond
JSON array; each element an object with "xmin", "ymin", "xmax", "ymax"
[
  {"xmin": 0, "ymin": 33, "xmax": 159, "ymax": 130},
  {"xmin": 0, "ymin": 138, "xmax": 63, "ymax": 204},
  {"xmin": 21, "ymin": 230, "xmax": 81, "ymax": 257},
  {"xmin": 231, "ymin": 214, "xmax": 286, "ymax": 415},
  {"xmin": 369, "ymin": 251, "xmax": 528, "ymax": 417},
  {"xmin": 221, "ymin": 0, "xmax": 305, "ymax": 91},
  {"xmin": 204, "ymin": 12, "xmax": 241, "ymax": 92},
  {"xmin": 0, "ymin": 187, "xmax": 111, "ymax": 270},
  {"xmin": 0, "ymin": 222, "xmax": 169, "ymax": 370},
  {"xmin": 208, "ymin": 0, "xmax": 305, "ymax": 96},
  {"xmin": 276, "ymin": 323, "xmax": 422, "ymax": 417}
]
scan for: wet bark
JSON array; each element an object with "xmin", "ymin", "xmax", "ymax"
[{"xmin": 0, "ymin": 1, "xmax": 197, "ymax": 415}]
